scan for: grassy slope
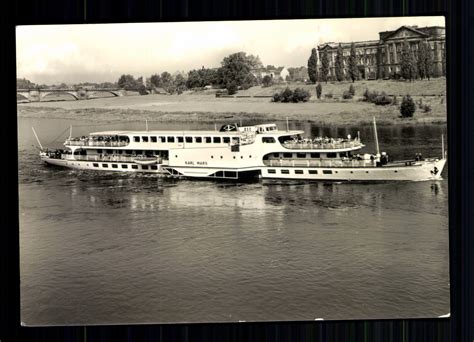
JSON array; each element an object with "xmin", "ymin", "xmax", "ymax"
[
  {"xmin": 18, "ymin": 79, "xmax": 446, "ymax": 126},
  {"xmin": 237, "ymin": 77, "xmax": 447, "ymax": 97}
]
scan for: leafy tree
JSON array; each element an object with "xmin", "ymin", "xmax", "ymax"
[
  {"xmin": 417, "ymin": 42, "xmax": 427, "ymax": 79},
  {"xmin": 174, "ymin": 74, "xmax": 186, "ymax": 94},
  {"xmin": 262, "ymin": 75, "xmax": 273, "ymax": 87},
  {"xmin": 241, "ymin": 73, "xmax": 257, "ymax": 90},
  {"xmin": 400, "ymin": 40, "xmax": 412, "ymax": 80},
  {"xmin": 160, "ymin": 72, "xmax": 173, "ymax": 88},
  {"xmin": 17, "ymin": 78, "xmax": 36, "ymax": 89},
  {"xmin": 400, "ymin": 40, "xmax": 417, "ymax": 81},
  {"xmin": 219, "ymin": 52, "xmax": 262, "ymax": 93},
  {"xmin": 280, "ymin": 87, "xmax": 293, "ymax": 102},
  {"xmin": 410, "ymin": 49, "xmax": 418, "ymax": 81},
  {"xmin": 316, "ymin": 83, "xmax": 322, "ymax": 99},
  {"xmin": 335, "ymin": 44, "xmax": 345, "ymax": 82},
  {"xmin": 199, "ymin": 68, "xmax": 219, "ymax": 86},
  {"xmin": 442, "ymin": 45, "xmax": 446, "ymax": 76},
  {"xmin": 347, "ymin": 43, "xmax": 359, "ymax": 82},
  {"xmin": 320, "ymin": 50, "xmax": 330, "ymax": 83},
  {"xmin": 186, "ymin": 70, "xmax": 202, "ymax": 89},
  {"xmin": 424, "ymin": 42, "xmax": 434, "ymax": 80},
  {"xmin": 227, "ymin": 81, "xmax": 238, "ymax": 95},
  {"xmin": 118, "ymin": 74, "xmax": 139, "ymax": 89},
  {"xmin": 348, "ymin": 84, "xmax": 355, "ymax": 96},
  {"xmin": 400, "ymin": 95, "xmax": 416, "ymax": 117},
  {"xmin": 307, "ymin": 48, "xmax": 318, "ymax": 84},
  {"xmin": 149, "ymin": 74, "xmax": 162, "ymax": 88},
  {"xmin": 292, "ymin": 88, "xmax": 310, "ymax": 102}
]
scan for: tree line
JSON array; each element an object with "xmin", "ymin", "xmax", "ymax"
[{"xmin": 18, "ymin": 51, "xmax": 313, "ymax": 95}]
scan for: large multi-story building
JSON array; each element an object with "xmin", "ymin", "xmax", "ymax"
[{"xmin": 317, "ymin": 25, "xmax": 445, "ymax": 80}]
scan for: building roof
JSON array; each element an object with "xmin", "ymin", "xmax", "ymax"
[{"xmin": 379, "ymin": 25, "xmax": 431, "ymax": 40}]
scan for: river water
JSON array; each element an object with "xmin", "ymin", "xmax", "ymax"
[{"xmin": 18, "ymin": 117, "xmax": 449, "ymax": 325}]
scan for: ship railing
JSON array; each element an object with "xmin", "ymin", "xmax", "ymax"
[
  {"xmin": 282, "ymin": 140, "xmax": 363, "ymax": 150},
  {"xmin": 65, "ymin": 139, "xmax": 129, "ymax": 147},
  {"xmin": 61, "ymin": 154, "xmax": 163, "ymax": 163},
  {"xmin": 264, "ymin": 159, "xmax": 377, "ymax": 168}
]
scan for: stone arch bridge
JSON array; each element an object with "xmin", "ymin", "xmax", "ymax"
[{"xmin": 17, "ymin": 88, "xmax": 131, "ymax": 102}]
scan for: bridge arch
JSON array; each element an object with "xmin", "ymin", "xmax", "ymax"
[
  {"xmin": 40, "ymin": 91, "xmax": 79, "ymax": 101},
  {"xmin": 17, "ymin": 93, "xmax": 31, "ymax": 102}
]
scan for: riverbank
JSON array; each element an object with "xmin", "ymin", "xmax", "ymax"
[{"xmin": 18, "ymin": 92, "xmax": 446, "ymax": 126}]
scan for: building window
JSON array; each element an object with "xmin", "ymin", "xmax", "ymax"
[
  {"xmin": 131, "ymin": 165, "xmax": 138, "ymax": 169},
  {"xmin": 142, "ymin": 136, "xmax": 149, "ymax": 142},
  {"xmin": 167, "ymin": 136, "xmax": 175, "ymax": 143},
  {"xmin": 326, "ymin": 153, "xmax": 337, "ymax": 158},
  {"xmin": 281, "ymin": 169, "xmax": 290, "ymax": 174},
  {"xmin": 134, "ymin": 136, "xmax": 140, "ymax": 142},
  {"xmin": 283, "ymin": 153, "xmax": 292, "ymax": 158},
  {"xmin": 310, "ymin": 153, "xmax": 320, "ymax": 158},
  {"xmin": 151, "ymin": 165, "xmax": 158, "ymax": 170},
  {"xmin": 213, "ymin": 137, "xmax": 221, "ymax": 143},
  {"xmin": 121, "ymin": 164, "xmax": 128, "ymax": 169},
  {"xmin": 93, "ymin": 163, "xmax": 99, "ymax": 167},
  {"xmin": 112, "ymin": 164, "xmax": 118, "ymax": 168},
  {"xmin": 102, "ymin": 164, "xmax": 108, "ymax": 168},
  {"xmin": 185, "ymin": 137, "xmax": 193, "ymax": 143},
  {"xmin": 268, "ymin": 169, "xmax": 276, "ymax": 174},
  {"xmin": 177, "ymin": 137, "xmax": 184, "ymax": 143},
  {"xmin": 223, "ymin": 137, "xmax": 230, "ymax": 143},
  {"xmin": 205, "ymin": 137, "xmax": 212, "ymax": 143},
  {"xmin": 97, "ymin": 149, "xmax": 102, "ymax": 154},
  {"xmin": 297, "ymin": 153, "xmax": 306, "ymax": 158},
  {"xmin": 159, "ymin": 136, "xmax": 166, "ymax": 143},
  {"xmin": 195, "ymin": 137, "xmax": 202, "ymax": 143},
  {"xmin": 323, "ymin": 170, "xmax": 333, "ymax": 174},
  {"xmin": 232, "ymin": 137, "xmax": 240, "ymax": 144},
  {"xmin": 142, "ymin": 165, "xmax": 149, "ymax": 170},
  {"xmin": 151, "ymin": 136, "xmax": 157, "ymax": 143},
  {"xmin": 309, "ymin": 170, "xmax": 318, "ymax": 174},
  {"xmin": 295, "ymin": 170, "xmax": 304, "ymax": 174}
]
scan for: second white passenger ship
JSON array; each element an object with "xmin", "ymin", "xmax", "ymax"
[{"xmin": 37, "ymin": 122, "xmax": 447, "ymax": 182}]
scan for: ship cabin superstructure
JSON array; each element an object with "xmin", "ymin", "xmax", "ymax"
[
  {"xmin": 49, "ymin": 123, "xmax": 367, "ymax": 178},
  {"xmin": 39, "ymin": 122, "xmax": 446, "ymax": 181}
]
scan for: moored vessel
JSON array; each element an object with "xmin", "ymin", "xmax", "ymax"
[{"xmin": 34, "ymin": 120, "xmax": 447, "ymax": 182}]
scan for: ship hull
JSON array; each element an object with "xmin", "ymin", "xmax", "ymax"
[
  {"xmin": 261, "ymin": 158, "xmax": 447, "ymax": 182},
  {"xmin": 42, "ymin": 155, "xmax": 446, "ymax": 182}
]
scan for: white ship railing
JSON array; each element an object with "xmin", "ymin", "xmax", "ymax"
[
  {"xmin": 282, "ymin": 140, "xmax": 363, "ymax": 150},
  {"xmin": 264, "ymin": 159, "xmax": 377, "ymax": 168},
  {"xmin": 61, "ymin": 154, "xmax": 165, "ymax": 163},
  {"xmin": 65, "ymin": 139, "xmax": 129, "ymax": 147}
]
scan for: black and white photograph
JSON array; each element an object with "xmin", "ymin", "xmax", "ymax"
[{"xmin": 17, "ymin": 16, "xmax": 449, "ymax": 325}]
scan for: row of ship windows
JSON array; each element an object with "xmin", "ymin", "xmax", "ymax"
[
  {"xmin": 272, "ymin": 152, "xmax": 344, "ymax": 158},
  {"xmin": 133, "ymin": 136, "xmax": 240, "ymax": 144},
  {"xmin": 92, "ymin": 163, "xmax": 158, "ymax": 170},
  {"xmin": 268, "ymin": 169, "xmax": 329, "ymax": 175},
  {"xmin": 267, "ymin": 169, "xmax": 387, "ymax": 175}
]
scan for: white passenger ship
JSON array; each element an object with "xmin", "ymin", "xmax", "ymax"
[{"xmin": 36, "ymin": 121, "xmax": 447, "ymax": 181}]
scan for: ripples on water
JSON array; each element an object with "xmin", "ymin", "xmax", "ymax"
[{"xmin": 18, "ymin": 118, "xmax": 449, "ymax": 325}]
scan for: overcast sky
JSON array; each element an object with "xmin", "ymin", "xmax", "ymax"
[{"xmin": 16, "ymin": 16, "xmax": 444, "ymax": 84}]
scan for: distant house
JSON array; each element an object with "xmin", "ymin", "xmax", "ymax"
[
  {"xmin": 279, "ymin": 67, "xmax": 290, "ymax": 81},
  {"xmin": 251, "ymin": 66, "xmax": 290, "ymax": 81}
]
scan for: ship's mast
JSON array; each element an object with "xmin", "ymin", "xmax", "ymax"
[
  {"xmin": 373, "ymin": 116, "xmax": 380, "ymax": 156},
  {"xmin": 441, "ymin": 134, "xmax": 445, "ymax": 159},
  {"xmin": 31, "ymin": 127, "xmax": 44, "ymax": 150}
]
